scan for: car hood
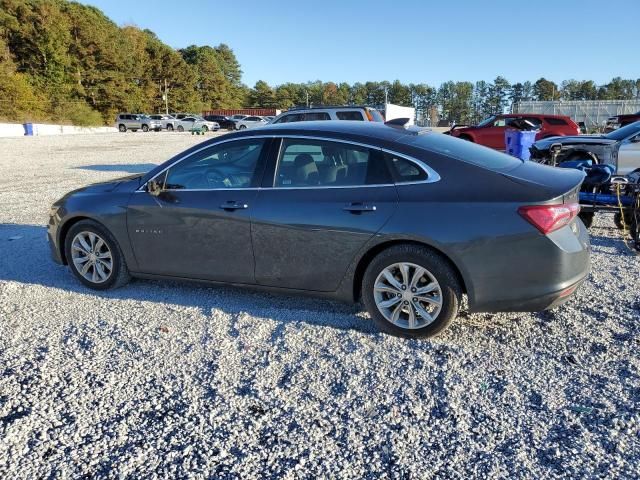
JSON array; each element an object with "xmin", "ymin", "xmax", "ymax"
[
  {"xmin": 533, "ymin": 135, "xmax": 617, "ymax": 149},
  {"xmin": 70, "ymin": 174, "xmax": 143, "ymax": 195}
]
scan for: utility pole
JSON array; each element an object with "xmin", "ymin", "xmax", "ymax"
[
  {"xmin": 306, "ymin": 90, "xmax": 309, "ymax": 107},
  {"xmin": 164, "ymin": 79, "xmax": 169, "ymax": 115},
  {"xmin": 384, "ymin": 86, "xmax": 388, "ymax": 105}
]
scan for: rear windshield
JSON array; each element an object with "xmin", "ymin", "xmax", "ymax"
[{"xmin": 407, "ymin": 133, "xmax": 523, "ymax": 171}]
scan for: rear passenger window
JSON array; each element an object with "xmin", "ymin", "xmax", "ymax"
[
  {"xmin": 303, "ymin": 112, "xmax": 330, "ymax": 121},
  {"xmin": 274, "ymin": 139, "xmax": 390, "ymax": 187},
  {"xmin": 386, "ymin": 154, "xmax": 428, "ymax": 183},
  {"xmin": 545, "ymin": 117, "xmax": 568, "ymax": 126},
  {"xmin": 336, "ymin": 111, "xmax": 364, "ymax": 121},
  {"xmin": 274, "ymin": 114, "xmax": 304, "ymax": 124}
]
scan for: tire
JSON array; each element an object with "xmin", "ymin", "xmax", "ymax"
[
  {"xmin": 64, "ymin": 220, "xmax": 131, "ymax": 290},
  {"xmin": 142, "ymin": 124, "xmax": 149, "ymax": 132},
  {"xmin": 362, "ymin": 245, "xmax": 462, "ymax": 338},
  {"xmin": 177, "ymin": 125, "xmax": 184, "ymax": 132},
  {"xmin": 239, "ymin": 125, "xmax": 247, "ymax": 130},
  {"xmin": 167, "ymin": 124, "xmax": 174, "ymax": 132},
  {"xmin": 118, "ymin": 124, "xmax": 126, "ymax": 132},
  {"xmin": 579, "ymin": 212, "xmax": 594, "ymax": 229},
  {"xmin": 201, "ymin": 125, "xmax": 208, "ymax": 132}
]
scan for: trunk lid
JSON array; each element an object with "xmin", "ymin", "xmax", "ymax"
[{"xmin": 500, "ymin": 160, "xmax": 585, "ymax": 203}]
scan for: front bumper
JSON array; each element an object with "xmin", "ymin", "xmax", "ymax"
[{"xmin": 47, "ymin": 211, "xmax": 64, "ymax": 264}]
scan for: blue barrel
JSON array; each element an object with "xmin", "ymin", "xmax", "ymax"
[
  {"xmin": 505, "ymin": 129, "xmax": 537, "ymax": 160},
  {"xmin": 23, "ymin": 123, "xmax": 34, "ymax": 136}
]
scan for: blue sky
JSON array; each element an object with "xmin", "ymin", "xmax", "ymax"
[{"xmin": 82, "ymin": 0, "xmax": 639, "ymax": 87}]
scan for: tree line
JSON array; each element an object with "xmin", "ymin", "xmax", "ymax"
[{"xmin": 1, "ymin": 0, "xmax": 639, "ymax": 126}]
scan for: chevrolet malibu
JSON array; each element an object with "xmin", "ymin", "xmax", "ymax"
[{"xmin": 48, "ymin": 122, "xmax": 590, "ymax": 337}]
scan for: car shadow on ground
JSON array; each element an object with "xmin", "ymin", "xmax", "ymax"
[
  {"xmin": 73, "ymin": 163, "xmax": 157, "ymax": 174},
  {"xmin": 0, "ymin": 223, "xmax": 376, "ymax": 335}
]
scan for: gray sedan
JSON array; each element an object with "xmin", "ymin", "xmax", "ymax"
[{"xmin": 48, "ymin": 121, "xmax": 589, "ymax": 337}]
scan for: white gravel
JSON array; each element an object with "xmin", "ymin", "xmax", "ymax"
[{"xmin": 0, "ymin": 133, "xmax": 638, "ymax": 479}]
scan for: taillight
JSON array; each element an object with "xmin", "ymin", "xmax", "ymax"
[{"xmin": 518, "ymin": 203, "xmax": 580, "ymax": 234}]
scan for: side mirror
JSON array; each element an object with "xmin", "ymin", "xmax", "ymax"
[{"xmin": 147, "ymin": 179, "xmax": 163, "ymax": 196}]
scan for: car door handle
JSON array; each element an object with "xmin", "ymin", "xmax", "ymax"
[
  {"xmin": 343, "ymin": 203, "xmax": 377, "ymax": 213},
  {"xmin": 219, "ymin": 201, "xmax": 248, "ymax": 211}
]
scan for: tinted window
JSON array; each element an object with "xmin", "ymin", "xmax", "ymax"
[
  {"xmin": 274, "ymin": 139, "xmax": 390, "ymax": 187},
  {"xmin": 274, "ymin": 114, "xmax": 304, "ymax": 124},
  {"xmin": 163, "ymin": 139, "xmax": 265, "ymax": 190},
  {"xmin": 386, "ymin": 154, "xmax": 428, "ymax": 183},
  {"xmin": 304, "ymin": 112, "xmax": 331, "ymax": 121},
  {"xmin": 183, "ymin": 117, "xmax": 195, "ymax": 122},
  {"xmin": 523, "ymin": 117, "xmax": 543, "ymax": 128},
  {"xmin": 544, "ymin": 117, "xmax": 568, "ymax": 126},
  {"xmin": 245, "ymin": 116, "xmax": 261, "ymax": 121},
  {"xmin": 336, "ymin": 111, "xmax": 364, "ymax": 121},
  {"xmin": 408, "ymin": 133, "xmax": 523, "ymax": 171}
]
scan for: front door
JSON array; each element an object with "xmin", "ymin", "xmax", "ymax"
[
  {"xmin": 127, "ymin": 137, "xmax": 270, "ymax": 283},
  {"xmin": 251, "ymin": 137, "xmax": 398, "ymax": 292}
]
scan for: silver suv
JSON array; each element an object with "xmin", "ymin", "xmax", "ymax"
[
  {"xmin": 115, "ymin": 114, "xmax": 162, "ymax": 132},
  {"xmin": 271, "ymin": 106, "xmax": 385, "ymax": 124},
  {"xmin": 148, "ymin": 114, "xmax": 178, "ymax": 131}
]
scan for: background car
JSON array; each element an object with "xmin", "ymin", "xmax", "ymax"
[
  {"xmin": 530, "ymin": 121, "xmax": 640, "ymax": 175},
  {"xmin": 605, "ymin": 111, "xmax": 640, "ymax": 132},
  {"xmin": 448, "ymin": 114, "xmax": 581, "ymax": 150},
  {"xmin": 235, "ymin": 116, "xmax": 267, "ymax": 130},
  {"xmin": 115, "ymin": 113, "xmax": 162, "ymax": 132},
  {"xmin": 230, "ymin": 114, "xmax": 249, "ymax": 122},
  {"xmin": 48, "ymin": 121, "xmax": 589, "ymax": 338},
  {"xmin": 174, "ymin": 116, "xmax": 219, "ymax": 132},
  {"xmin": 271, "ymin": 106, "xmax": 385, "ymax": 124},
  {"xmin": 203, "ymin": 114, "xmax": 236, "ymax": 130},
  {"xmin": 148, "ymin": 114, "xmax": 178, "ymax": 131}
]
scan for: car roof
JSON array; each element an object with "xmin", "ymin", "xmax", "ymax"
[
  {"xmin": 503, "ymin": 113, "xmax": 570, "ymax": 119},
  {"xmin": 230, "ymin": 120, "xmax": 429, "ymax": 143}
]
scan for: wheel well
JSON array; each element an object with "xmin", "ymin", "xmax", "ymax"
[
  {"xmin": 352, "ymin": 240, "xmax": 467, "ymax": 302},
  {"xmin": 459, "ymin": 133, "xmax": 473, "ymax": 141},
  {"xmin": 57, "ymin": 216, "xmax": 91, "ymax": 265}
]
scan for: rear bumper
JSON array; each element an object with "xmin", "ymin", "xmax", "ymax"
[{"xmin": 467, "ymin": 219, "xmax": 591, "ymax": 313}]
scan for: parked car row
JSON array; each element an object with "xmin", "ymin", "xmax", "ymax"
[{"xmin": 115, "ymin": 113, "xmax": 220, "ymax": 133}]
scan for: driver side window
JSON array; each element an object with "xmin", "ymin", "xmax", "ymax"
[{"xmin": 163, "ymin": 139, "xmax": 265, "ymax": 190}]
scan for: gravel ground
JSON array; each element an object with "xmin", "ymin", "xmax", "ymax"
[{"xmin": 0, "ymin": 133, "xmax": 638, "ymax": 479}]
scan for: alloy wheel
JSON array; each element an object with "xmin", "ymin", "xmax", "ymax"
[
  {"xmin": 71, "ymin": 231, "xmax": 113, "ymax": 284},
  {"xmin": 373, "ymin": 262, "xmax": 443, "ymax": 329}
]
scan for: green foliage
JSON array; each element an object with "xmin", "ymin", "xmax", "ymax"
[{"xmin": 0, "ymin": 0, "xmax": 638, "ymax": 127}]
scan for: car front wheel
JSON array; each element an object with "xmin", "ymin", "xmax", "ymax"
[
  {"xmin": 362, "ymin": 245, "xmax": 462, "ymax": 338},
  {"xmin": 64, "ymin": 220, "xmax": 131, "ymax": 290},
  {"xmin": 177, "ymin": 125, "xmax": 184, "ymax": 132}
]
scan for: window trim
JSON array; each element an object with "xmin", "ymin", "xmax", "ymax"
[
  {"xmin": 270, "ymin": 136, "xmax": 440, "ymax": 190},
  {"xmin": 137, "ymin": 134, "xmax": 440, "ymax": 193}
]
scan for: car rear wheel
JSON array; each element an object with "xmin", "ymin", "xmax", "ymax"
[
  {"xmin": 239, "ymin": 125, "xmax": 247, "ymax": 130},
  {"xmin": 362, "ymin": 245, "xmax": 461, "ymax": 338},
  {"xmin": 118, "ymin": 124, "xmax": 126, "ymax": 132},
  {"xmin": 202, "ymin": 125, "xmax": 208, "ymax": 132},
  {"xmin": 177, "ymin": 125, "xmax": 184, "ymax": 132},
  {"xmin": 65, "ymin": 220, "xmax": 130, "ymax": 290},
  {"xmin": 142, "ymin": 124, "xmax": 149, "ymax": 132}
]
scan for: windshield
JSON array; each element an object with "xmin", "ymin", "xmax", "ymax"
[
  {"xmin": 477, "ymin": 116, "xmax": 496, "ymax": 127},
  {"xmin": 605, "ymin": 121, "xmax": 640, "ymax": 141}
]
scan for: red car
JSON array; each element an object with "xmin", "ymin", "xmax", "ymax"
[{"xmin": 448, "ymin": 114, "xmax": 581, "ymax": 150}]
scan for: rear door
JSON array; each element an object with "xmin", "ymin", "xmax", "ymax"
[
  {"xmin": 481, "ymin": 116, "xmax": 516, "ymax": 150},
  {"xmin": 251, "ymin": 137, "xmax": 398, "ymax": 291}
]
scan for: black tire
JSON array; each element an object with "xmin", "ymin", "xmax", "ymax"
[
  {"xmin": 142, "ymin": 124, "xmax": 149, "ymax": 132},
  {"xmin": 201, "ymin": 125, "xmax": 208, "ymax": 132},
  {"xmin": 167, "ymin": 124, "xmax": 174, "ymax": 132},
  {"xmin": 64, "ymin": 220, "xmax": 131, "ymax": 290},
  {"xmin": 177, "ymin": 125, "xmax": 184, "ymax": 132},
  {"xmin": 362, "ymin": 245, "xmax": 462, "ymax": 338},
  {"xmin": 118, "ymin": 124, "xmax": 126, "ymax": 132},
  {"xmin": 579, "ymin": 212, "xmax": 594, "ymax": 229},
  {"xmin": 239, "ymin": 125, "xmax": 247, "ymax": 130}
]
